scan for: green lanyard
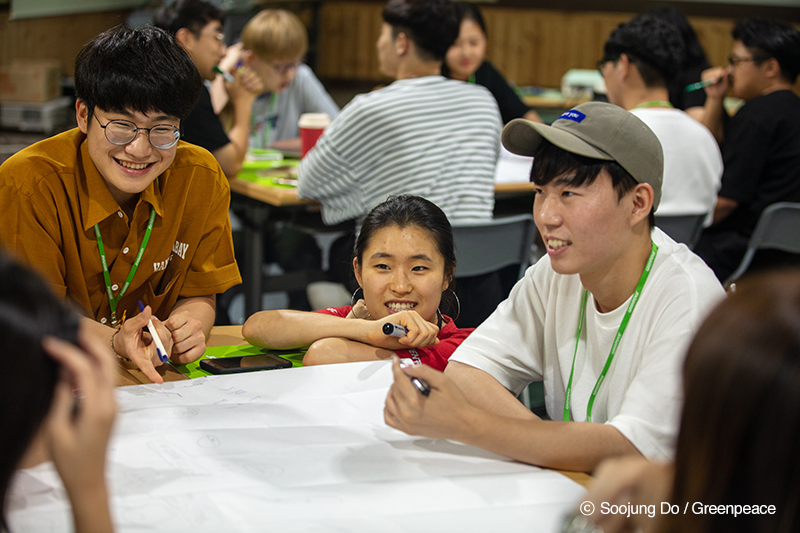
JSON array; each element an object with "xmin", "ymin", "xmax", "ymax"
[
  {"xmin": 632, "ymin": 101, "xmax": 673, "ymax": 109},
  {"xmin": 94, "ymin": 205, "xmax": 156, "ymax": 325},
  {"xmin": 467, "ymin": 73, "xmax": 476, "ymax": 84},
  {"xmin": 252, "ymin": 93, "xmax": 277, "ymax": 149},
  {"xmin": 563, "ymin": 241, "xmax": 658, "ymax": 423}
]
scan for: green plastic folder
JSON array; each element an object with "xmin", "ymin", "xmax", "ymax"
[
  {"xmin": 173, "ymin": 345, "xmax": 307, "ymax": 379},
  {"xmin": 237, "ymin": 156, "xmax": 300, "ymax": 188}
]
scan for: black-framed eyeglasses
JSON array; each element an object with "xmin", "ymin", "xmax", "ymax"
[
  {"xmin": 728, "ymin": 55, "xmax": 767, "ymax": 68},
  {"xmin": 596, "ymin": 55, "xmax": 619, "ymax": 75},
  {"xmin": 596, "ymin": 54, "xmax": 636, "ymax": 75},
  {"xmin": 93, "ymin": 115, "xmax": 181, "ymax": 149}
]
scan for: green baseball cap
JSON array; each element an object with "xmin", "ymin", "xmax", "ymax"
[{"xmin": 502, "ymin": 101, "xmax": 664, "ymax": 209}]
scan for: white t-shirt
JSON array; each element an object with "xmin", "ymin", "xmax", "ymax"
[
  {"xmin": 632, "ymin": 108, "xmax": 722, "ymax": 226},
  {"xmin": 449, "ymin": 229, "xmax": 725, "ymax": 460}
]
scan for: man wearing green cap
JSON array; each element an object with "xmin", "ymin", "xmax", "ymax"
[{"xmin": 384, "ymin": 102, "xmax": 725, "ymax": 473}]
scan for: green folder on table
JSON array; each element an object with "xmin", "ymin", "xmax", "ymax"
[
  {"xmin": 238, "ymin": 150, "xmax": 300, "ymax": 188},
  {"xmin": 173, "ymin": 344, "xmax": 306, "ymax": 379}
]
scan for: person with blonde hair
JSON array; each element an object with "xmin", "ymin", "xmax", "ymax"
[{"xmin": 215, "ymin": 9, "xmax": 339, "ymax": 153}]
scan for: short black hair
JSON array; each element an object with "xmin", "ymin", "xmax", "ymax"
[
  {"xmin": 531, "ymin": 139, "xmax": 655, "ymax": 229},
  {"xmin": 355, "ymin": 195, "xmax": 456, "ymax": 283},
  {"xmin": 604, "ymin": 15, "xmax": 685, "ymax": 87},
  {"xmin": 382, "ymin": 0, "xmax": 459, "ymax": 62},
  {"xmin": 733, "ymin": 18, "xmax": 800, "ymax": 84},
  {"xmin": 154, "ymin": 0, "xmax": 225, "ymax": 37},
  {"xmin": 646, "ymin": 6, "xmax": 708, "ymax": 69},
  {"xmin": 74, "ymin": 25, "xmax": 202, "ymax": 120}
]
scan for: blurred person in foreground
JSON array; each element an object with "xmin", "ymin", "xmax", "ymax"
[
  {"xmin": 565, "ymin": 269, "xmax": 800, "ymax": 533},
  {"xmin": 1, "ymin": 250, "xmax": 116, "ymax": 533}
]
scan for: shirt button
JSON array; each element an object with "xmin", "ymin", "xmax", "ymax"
[
  {"xmin": 111, "ymin": 284, "xmax": 119, "ymax": 291},
  {"xmin": 123, "ymin": 247, "xmax": 130, "ymax": 254},
  {"xmin": 118, "ymin": 211, "xmax": 124, "ymax": 218},
  {"xmin": 101, "ymin": 317, "xmax": 107, "ymax": 324}
]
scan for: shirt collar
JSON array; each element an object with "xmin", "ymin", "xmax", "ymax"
[{"xmin": 80, "ymin": 139, "xmax": 166, "ymax": 230}]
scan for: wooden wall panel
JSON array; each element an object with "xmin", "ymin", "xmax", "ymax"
[
  {"xmin": 317, "ymin": 2, "xmax": 384, "ymax": 80},
  {"xmin": 316, "ymin": 2, "xmax": 799, "ymax": 92},
  {"xmin": 0, "ymin": 10, "xmax": 129, "ymax": 77}
]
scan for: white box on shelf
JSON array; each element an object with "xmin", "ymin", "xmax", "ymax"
[{"xmin": 0, "ymin": 96, "xmax": 73, "ymax": 133}]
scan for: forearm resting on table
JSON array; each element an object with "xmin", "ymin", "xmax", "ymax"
[
  {"xmin": 459, "ymin": 410, "xmax": 642, "ymax": 473},
  {"xmin": 243, "ymin": 310, "xmax": 369, "ymax": 349},
  {"xmin": 269, "ymin": 137, "xmax": 302, "ymax": 152},
  {"xmin": 303, "ymin": 337, "xmax": 394, "ymax": 366},
  {"xmin": 443, "ymin": 361, "xmax": 640, "ymax": 472},
  {"xmin": 445, "ymin": 361, "xmax": 538, "ymax": 420}
]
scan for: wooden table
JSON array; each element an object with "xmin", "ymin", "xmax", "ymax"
[{"xmin": 116, "ymin": 325, "xmax": 592, "ymax": 489}]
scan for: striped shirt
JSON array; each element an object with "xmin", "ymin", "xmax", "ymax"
[{"xmin": 297, "ymin": 76, "xmax": 501, "ymax": 225}]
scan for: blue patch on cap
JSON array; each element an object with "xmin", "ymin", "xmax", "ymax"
[{"xmin": 558, "ymin": 110, "xmax": 586, "ymax": 123}]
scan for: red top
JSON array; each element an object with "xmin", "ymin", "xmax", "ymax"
[{"xmin": 314, "ymin": 306, "xmax": 474, "ymax": 371}]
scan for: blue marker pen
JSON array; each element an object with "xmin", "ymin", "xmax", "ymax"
[
  {"xmin": 383, "ymin": 323, "xmax": 408, "ymax": 337},
  {"xmin": 138, "ymin": 301, "xmax": 169, "ymax": 363}
]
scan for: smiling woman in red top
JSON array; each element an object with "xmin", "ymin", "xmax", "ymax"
[{"xmin": 242, "ymin": 195, "xmax": 472, "ymax": 370}]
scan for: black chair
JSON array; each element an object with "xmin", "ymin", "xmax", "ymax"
[
  {"xmin": 724, "ymin": 202, "xmax": 800, "ymax": 288},
  {"xmin": 655, "ymin": 213, "xmax": 706, "ymax": 249}
]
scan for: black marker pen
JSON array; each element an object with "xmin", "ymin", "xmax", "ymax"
[
  {"xmin": 382, "ymin": 323, "xmax": 408, "ymax": 337},
  {"xmin": 397, "ymin": 356, "xmax": 431, "ymax": 397},
  {"xmin": 410, "ymin": 377, "xmax": 431, "ymax": 396}
]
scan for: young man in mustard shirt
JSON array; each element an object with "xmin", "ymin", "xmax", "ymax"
[{"xmin": 0, "ymin": 26, "xmax": 241, "ymax": 383}]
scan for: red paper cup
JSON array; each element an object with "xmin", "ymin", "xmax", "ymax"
[{"xmin": 298, "ymin": 113, "xmax": 331, "ymax": 158}]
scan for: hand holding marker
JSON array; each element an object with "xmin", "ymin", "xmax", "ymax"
[
  {"xmin": 213, "ymin": 65, "xmax": 235, "ymax": 83},
  {"xmin": 685, "ymin": 77, "xmax": 720, "ymax": 92},
  {"xmin": 138, "ymin": 301, "xmax": 169, "ymax": 363},
  {"xmin": 385, "ymin": 323, "xmax": 431, "ymax": 396}
]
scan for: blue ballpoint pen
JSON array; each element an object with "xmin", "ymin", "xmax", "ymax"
[{"xmin": 138, "ymin": 301, "xmax": 169, "ymax": 363}]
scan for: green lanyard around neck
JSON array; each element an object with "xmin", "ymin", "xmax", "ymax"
[
  {"xmin": 94, "ymin": 204, "xmax": 156, "ymax": 325},
  {"xmin": 252, "ymin": 93, "xmax": 277, "ymax": 149},
  {"xmin": 563, "ymin": 241, "xmax": 658, "ymax": 423}
]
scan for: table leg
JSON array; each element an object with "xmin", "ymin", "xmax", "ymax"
[{"xmin": 240, "ymin": 200, "xmax": 271, "ymax": 318}]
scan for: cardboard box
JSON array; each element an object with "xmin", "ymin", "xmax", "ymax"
[{"xmin": 0, "ymin": 61, "xmax": 62, "ymax": 103}]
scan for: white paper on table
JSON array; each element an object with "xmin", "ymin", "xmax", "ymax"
[
  {"xmin": 9, "ymin": 361, "xmax": 586, "ymax": 533},
  {"xmin": 494, "ymin": 145, "xmax": 534, "ymax": 184}
]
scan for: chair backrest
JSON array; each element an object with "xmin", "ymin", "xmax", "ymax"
[
  {"xmin": 655, "ymin": 214, "xmax": 706, "ymax": 248},
  {"xmin": 452, "ymin": 214, "xmax": 536, "ymax": 279},
  {"xmin": 724, "ymin": 202, "xmax": 800, "ymax": 287}
]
